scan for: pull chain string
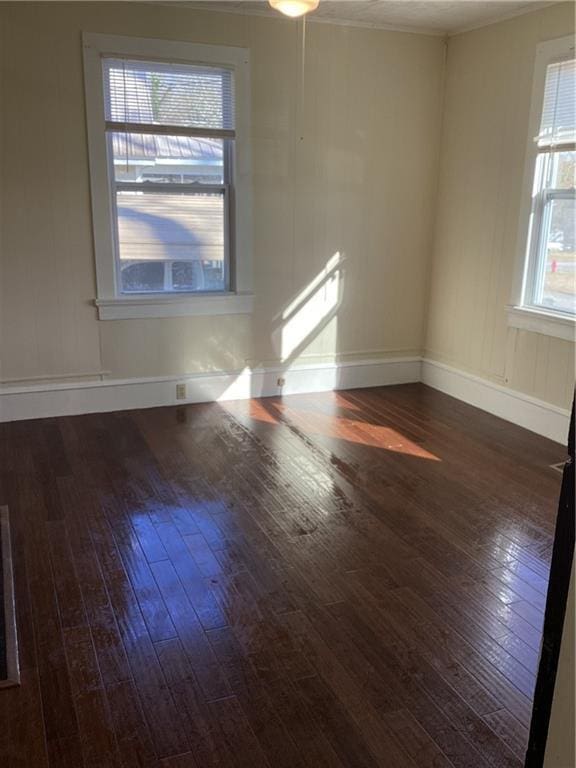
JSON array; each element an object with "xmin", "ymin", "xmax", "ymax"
[
  {"xmin": 300, "ymin": 14, "xmax": 307, "ymax": 141},
  {"xmin": 290, "ymin": 14, "xmax": 308, "ymax": 300}
]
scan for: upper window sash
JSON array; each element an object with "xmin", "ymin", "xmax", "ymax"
[
  {"xmin": 105, "ymin": 121, "xmax": 235, "ymax": 140},
  {"xmin": 102, "ymin": 57, "xmax": 236, "ymax": 139},
  {"xmin": 536, "ymin": 141, "xmax": 576, "ymax": 153},
  {"xmin": 535, "ymin": 57, "xmax": 576, "ymax": 149}
]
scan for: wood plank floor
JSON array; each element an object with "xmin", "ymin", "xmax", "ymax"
[{"xmin": 0, "ymin": 384, "xmax": 565, "ymax": 768}]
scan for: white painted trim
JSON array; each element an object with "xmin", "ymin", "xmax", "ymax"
[
  {"xmin": 95, "ymin": 292, "xmax": 254, "ymax": 319},
  {"xmin": 0, "ymin": 357, "xmax": 421, "ymax": 423},
  {"xmin": 0, "ymin": 370, "xmax": 110, "ymax": 385},
  {"xmin": 1, "ymin": 354, "xmax": 570, "ymax": 445},
  {"xmin": 507, "ymin": 305, "xmax": 576, "ymax": 342},
  {"xmin": 82, "ymin": 33, "xmax": 253, "ymax": 307},
  {"xmin": 422, "ymin": 358, "xmax": 571, "ymax": 445}
]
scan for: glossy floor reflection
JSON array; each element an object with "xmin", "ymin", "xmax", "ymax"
[{"xmin": 0, "ymin": 384, "xmax": 564, "ymax": 767}]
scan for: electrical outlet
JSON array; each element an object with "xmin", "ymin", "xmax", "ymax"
[
  {"xmin": 176, "ymin": 383, "xmax": 186, "ymax": 400},
  {"xmin": 277, "ymin": 377, "xmax": 285, "ymax": 387}
]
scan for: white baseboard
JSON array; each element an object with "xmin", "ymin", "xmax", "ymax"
[
  {"xmin": 422, "ymin": 358, "xmax": 571, "ymax": 445},
  {"xmin": 1, "ymin": 355, "xmax": 570, "ymax": 445},
  {"xmin": 0, "ymin": 357, "xmax": 421, "ymax": 423}
]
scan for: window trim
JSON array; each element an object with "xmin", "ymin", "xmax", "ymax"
[
  {"xmin": 510, "ymin": 35, "xmax": 576, "ymax": 340},
  {"xmin": 83, "ymin": 33, "xmax": 253, "ymax": 320}
]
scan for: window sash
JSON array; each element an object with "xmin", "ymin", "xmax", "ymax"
[
  {"xmin": 106, "ymin": 121, "xmax": 233, "ymax": 296},
  {"xmin": 102, "ymin": 57, "xmax": 236, "ymax": 134},
  {"xmin": 111, "ymin": 185, "xmax": 231, "ymax": 295},
  {"xmin": 537, "ymin": 57, "xmax": 576, "ymax": 148},
  {"xmin": 524, "ymin": 152, "xmax": 575, "ymax": 314},
  {"xmin": 534, "ymin": 141, "xmax": 576, "ymax": 154},
  {"xmin": 114, "ymin": 181, "xmax": 227, "ymax": 194},
  {"xmin": 105, "ymin": 120, "xmax": 235, "ymax": 141}
]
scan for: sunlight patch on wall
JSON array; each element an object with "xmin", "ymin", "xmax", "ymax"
[
  {"xmin": 216, "ymin": 366, "xmax": 253, "ymax": 401},
  {"xmin": 273, "ymin": 252, "xmax": 343, "ymax": 363}
]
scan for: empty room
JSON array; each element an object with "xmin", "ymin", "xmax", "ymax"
[{"xmin": 0, "ymin": 1, "xmax": 575, "ymax": 767}]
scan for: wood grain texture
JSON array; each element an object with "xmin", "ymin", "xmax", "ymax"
[{"xmin": 0, "ymin": 384, "xmax": 564, "ymax": 767}]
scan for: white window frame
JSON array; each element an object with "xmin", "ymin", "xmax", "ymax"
[
  {"xmin": 509, "ymin": 35, "xmax": 576, "ymax": 342},
  {"xmin": 83, "ymin": 33, "xmax": 253, "ymax": 320}
]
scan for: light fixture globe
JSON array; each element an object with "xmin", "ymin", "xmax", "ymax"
[{"xmin": 269, "ymin": 0, "xmax": 319, "ymax": 18}]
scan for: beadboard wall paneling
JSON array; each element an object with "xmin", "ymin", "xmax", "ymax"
[
  {"xmin": 425, "ymin": 2, "xmax": 575, "ymax": 410},
  {"xmin": 0, "ymin": 1, "xmax": 444, "ymax": 382}
]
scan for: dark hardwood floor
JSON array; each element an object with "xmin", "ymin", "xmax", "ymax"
[{"xmin": 0, "ymin": 384, "xmax": 565, "ymax": 768}]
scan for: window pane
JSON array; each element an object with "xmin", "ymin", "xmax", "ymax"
[
  {"xmin": 538, "ymin": 59, "xmax": 576, "ymax": 147},
  {"xmin": 116, "ymin": 190, "xmax": 225, "ymax": 293},
  {"xmin": 541, "ymin": 151, "xmax": 576, "ymax": 190},
  {"xmin": 110, "ymin": 132, "xmax": 224, "ymax": 184},
  {"xmin": 121, "ymin": 262, "xmax": 165, "ymax": 293},
  {"xmin": 103, "ymin": 59, "xmax": 235, "ymax": 132},
  {"xmin": 172, "ymin": 260, "xmax": 225, "ymax": 292},
  {"xmin": 539, "ymin": 197, "xmax": 576, "ymax": 314}
]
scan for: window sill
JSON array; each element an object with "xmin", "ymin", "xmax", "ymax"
[
  {"xmin": 507, "ymin": 305, "xmax": 575, "ymax": 342},
  {"xmin": 95, "ymin": 292, "xmax": 254, "ymax": 320}
]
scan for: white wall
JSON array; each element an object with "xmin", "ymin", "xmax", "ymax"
[
  {"xmin": 0, "ymin": 1, "xmax": 444, "ymax": 384},
  {"xmin": 425, "ymin": 3, "xmax": 575, "ymax": 411}
]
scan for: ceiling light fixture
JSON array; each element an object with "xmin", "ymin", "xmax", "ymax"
[{"xmin": 268, "ymin": 0, "xmax": 319, "ymax": 18}]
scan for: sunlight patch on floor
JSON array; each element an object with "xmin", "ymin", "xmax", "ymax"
[{"xmin": 247, "ymin": 400, "xmax": 441, "ymax": 460}]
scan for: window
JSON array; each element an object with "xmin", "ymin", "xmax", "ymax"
[
  {"xmin": 526, "ymin": 60, "xmax": 576, "ymax": 315},
  {"xmin": 510, "ymin": 36, "xmax": 576, "ymax": 340},
  {"xmin": 83, "ymin": 35, "xmax": 253, "ymax": 319}
]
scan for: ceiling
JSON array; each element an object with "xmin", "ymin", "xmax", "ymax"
[{"xmin": 180, "ymin": 0, "xmax": 559, "ymax": 35}]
